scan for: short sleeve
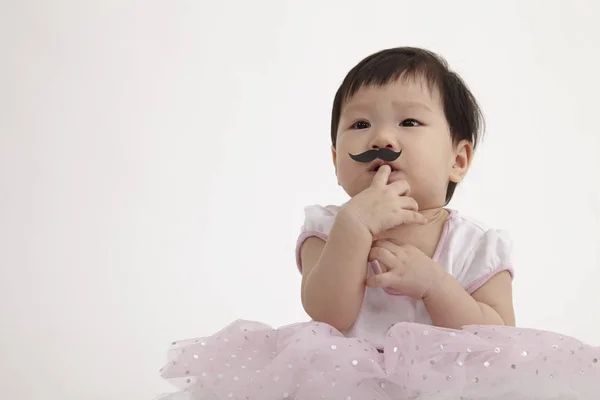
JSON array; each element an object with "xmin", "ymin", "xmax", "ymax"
[
  {"xmin": 456, "ymin": 228, "xmax": 515, "ymax": 294},
  {"xmin": 294, "ymin": 204, "xmax": 340, "ymax": 272}
]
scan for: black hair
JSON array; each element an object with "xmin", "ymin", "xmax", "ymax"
[{"xmin": 330, "ymin": 46, "xmax": 484, "ymax": 203}]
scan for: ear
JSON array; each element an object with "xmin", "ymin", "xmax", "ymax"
[
  {"xmin": 331, "ymin": 146, "xmax": 340, "ymax": 184},
  {"xmin": 331, "ymin": 145, "xmax": 337, "ymax": 171},
  {"xmin": 449, "ymin": 140, "xmax": 473, "ymax": 183}
]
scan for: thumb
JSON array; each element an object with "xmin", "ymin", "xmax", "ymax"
[{"xmin": 366, "ymin": 271, "xmax": 398, "ymax": 288}]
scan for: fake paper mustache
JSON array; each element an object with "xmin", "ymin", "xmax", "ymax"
[{"xmin": 348, "ymin": 148, "xmax": 402, "ymax": 163}]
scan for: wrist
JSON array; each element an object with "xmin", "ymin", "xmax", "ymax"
[
  {"xmin": 336, "ymin": 206, "xmax": 373, "ymax": 241},
  {"xmin": 423, "ymin": 262, "xmax": 450, "ymax": 299}
]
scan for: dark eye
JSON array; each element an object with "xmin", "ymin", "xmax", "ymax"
[
  {"xmin": 400, "ymin": 119, "xmax": 421, "ymax": 127},
  {"xmin": 350, "ymin": 120, "xmax": 370, "ymax": 129}
]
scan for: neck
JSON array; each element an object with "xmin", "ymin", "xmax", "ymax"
[
  {"xmin": 419, "ymin": 207, "xmax": 449, "ymax": 225},
  {"xmin": 378, "ymin": 207, "xmax": 449, "ymax": 258}
]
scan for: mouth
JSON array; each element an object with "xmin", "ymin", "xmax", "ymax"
[{"xmin": 370, "ymin": 161, "xmax": 396, "ymax": 172}]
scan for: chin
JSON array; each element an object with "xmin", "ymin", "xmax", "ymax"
[
  {"xmin": 340, "ymin": 182, "xmax": 369, "ymax": 198},
  {"xmin": 386, "ymin": 171, "xmax": 406, "ymax": 182}
]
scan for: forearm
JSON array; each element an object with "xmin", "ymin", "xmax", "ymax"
[
  {"xmin": 302, "ymin": 210, "xmax": 372, "ymax": 331},
  {"xmin": 423, "ymin": 273, "xmax": 505, "ymax": 329}
]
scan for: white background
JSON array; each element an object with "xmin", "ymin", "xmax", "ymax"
[{"xmin": 1, "ymin": 1, "xmax": 599, "ymax": 399}]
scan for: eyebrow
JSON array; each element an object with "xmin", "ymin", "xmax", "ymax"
[
  {"xmin": 394, "ymin": 100, "xmax": 433, "ymax": 112},
  {"xmin": 342, "ymin": 100, "xmax": 433, "ymax": 115}
]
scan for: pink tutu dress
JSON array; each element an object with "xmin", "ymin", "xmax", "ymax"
[{"xmin": 157, "ymin": 206, "xmax": 600, "ymax": 399}]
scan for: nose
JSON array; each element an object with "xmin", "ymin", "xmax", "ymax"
[{"xmin": 368, "ymin": 128, "xmax": 400, "ymax": 150}]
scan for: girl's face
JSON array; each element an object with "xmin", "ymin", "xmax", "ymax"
[{"xmin": 332, "ymin": 77, "xmax": 472, "ymax": 211}]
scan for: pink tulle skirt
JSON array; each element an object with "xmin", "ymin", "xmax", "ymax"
[{"xmin": 156, "ymin": 320, "xmax": 600, "ymax": 399}]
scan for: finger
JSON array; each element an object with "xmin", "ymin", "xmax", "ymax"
[
  {"xmin": 370, "ymin": 260, "xmax": 387, "ymax": 274},
  {"xmin": 373, "ymin": 227, "xmax": 400, "ymax": 241},
  {"xmin": 396, "ymin": 196, "xmax": 419, "ymax": 212},
  {"xmin": 388, "ymin": 179, "xmax": 411, "ymax": 196},
  {"xmin": 372, "ymin": 240, "xmax": 402, "ymax": 256},
  {"xmin": 370, "ymin": 164, "xmax": 391, "ymax": 187},
  {"xmin": 366, "ymin": 271, "xmax": 402, "ymax": 289},
  {"xmin": 399, "ymin": 210, "xmax": 428, "ymax": 225},
  {"xmin": 368, "ymin": 246, "xmax": 396, "ymax": 267}
]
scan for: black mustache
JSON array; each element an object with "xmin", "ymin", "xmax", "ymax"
[{"xmin": 348, "ymin": 148, "xmax": 402, "ymax": 163}]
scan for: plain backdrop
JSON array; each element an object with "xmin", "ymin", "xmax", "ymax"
[{"xmin": 1, "ymin": 0, "xmax": 599, "ymax": 399}]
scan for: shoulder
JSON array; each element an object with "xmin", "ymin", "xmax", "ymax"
[
  {"xmin": 294, "ymin": 204, "xmax": 343, "ymax": 272},
  {"xmin": 299, "ymin": 204, "xmax": 343, "ymax": 236},
  {"xmin": 444, "ymin": 210, "xmax": 514, "ymax": 293},
  {"xmin": 447, "ymin": 211, "xmax": 512, "ymax": 253}
]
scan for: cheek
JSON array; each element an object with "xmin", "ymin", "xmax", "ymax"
[
  {"xmin": 337, "ymin": 158, "xmax": 357, "ymax": 183},
  {"xmin": 335, "ymin": 142, "xmax": 359, "ymax": 177},
  {"xmin": 336, "ymin": 159, "xmax": 368, "ymax": 196},
  {"xmin": 406, "ymin": 154, "xmax": 449, "ymax": 186}
]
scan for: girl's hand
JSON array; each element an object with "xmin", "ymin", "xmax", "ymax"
[
  {"xmin": 342, "ymin": 165, "xmax": 428, "ymax": 238},
  {"xmin": 366, "ymin": 240, "xmax": 447, "ymax": 299}
]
